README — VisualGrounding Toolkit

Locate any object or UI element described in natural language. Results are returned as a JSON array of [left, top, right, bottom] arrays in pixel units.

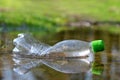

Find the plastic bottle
[[13, 33, 104, 74]]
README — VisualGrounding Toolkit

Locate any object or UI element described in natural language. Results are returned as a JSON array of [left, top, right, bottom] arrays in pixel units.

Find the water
[[0, 28, 120, 80]]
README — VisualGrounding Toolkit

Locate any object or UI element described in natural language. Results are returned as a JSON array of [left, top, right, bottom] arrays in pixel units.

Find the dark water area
[[0, 27, 120, 80]]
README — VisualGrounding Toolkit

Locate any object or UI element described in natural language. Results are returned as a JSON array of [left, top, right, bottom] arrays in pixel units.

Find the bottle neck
[[89, 43, 95, 54]]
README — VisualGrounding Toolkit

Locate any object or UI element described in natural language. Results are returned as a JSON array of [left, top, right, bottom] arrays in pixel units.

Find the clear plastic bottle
[[39, 39, 104, 73], [12, 33, 104, 74]]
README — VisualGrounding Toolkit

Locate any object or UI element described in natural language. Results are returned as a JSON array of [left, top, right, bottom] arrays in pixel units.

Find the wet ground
[[0, 27, 120, 80]]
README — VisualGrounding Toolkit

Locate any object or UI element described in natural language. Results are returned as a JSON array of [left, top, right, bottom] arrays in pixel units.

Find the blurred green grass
[[1, 0, 120, 19], [0, 0, 120, 34]]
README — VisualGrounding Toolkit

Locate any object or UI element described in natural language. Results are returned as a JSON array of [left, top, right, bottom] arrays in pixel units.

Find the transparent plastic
[[12, 33, 94, 74]]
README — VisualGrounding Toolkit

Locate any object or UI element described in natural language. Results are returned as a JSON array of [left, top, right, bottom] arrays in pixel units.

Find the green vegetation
[[96, 26, 120, 34], [0, 0, 120, 34]]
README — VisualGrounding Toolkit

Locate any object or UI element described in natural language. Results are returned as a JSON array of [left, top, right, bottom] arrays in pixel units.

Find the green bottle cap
[[91, 40, 104, 52], [91, 62, 104, 75]]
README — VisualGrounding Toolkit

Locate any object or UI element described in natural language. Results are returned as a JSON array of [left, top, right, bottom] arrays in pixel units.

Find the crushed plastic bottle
[[12, 33, 104, 75]]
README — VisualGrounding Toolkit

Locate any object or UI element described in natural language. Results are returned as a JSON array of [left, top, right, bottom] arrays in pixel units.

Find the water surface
[[0, 27, 120, 80]]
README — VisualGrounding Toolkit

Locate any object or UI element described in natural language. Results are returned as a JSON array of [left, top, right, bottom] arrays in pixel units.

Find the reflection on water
[[0, 54, 37, 80], [0, 27, 120, 80]]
